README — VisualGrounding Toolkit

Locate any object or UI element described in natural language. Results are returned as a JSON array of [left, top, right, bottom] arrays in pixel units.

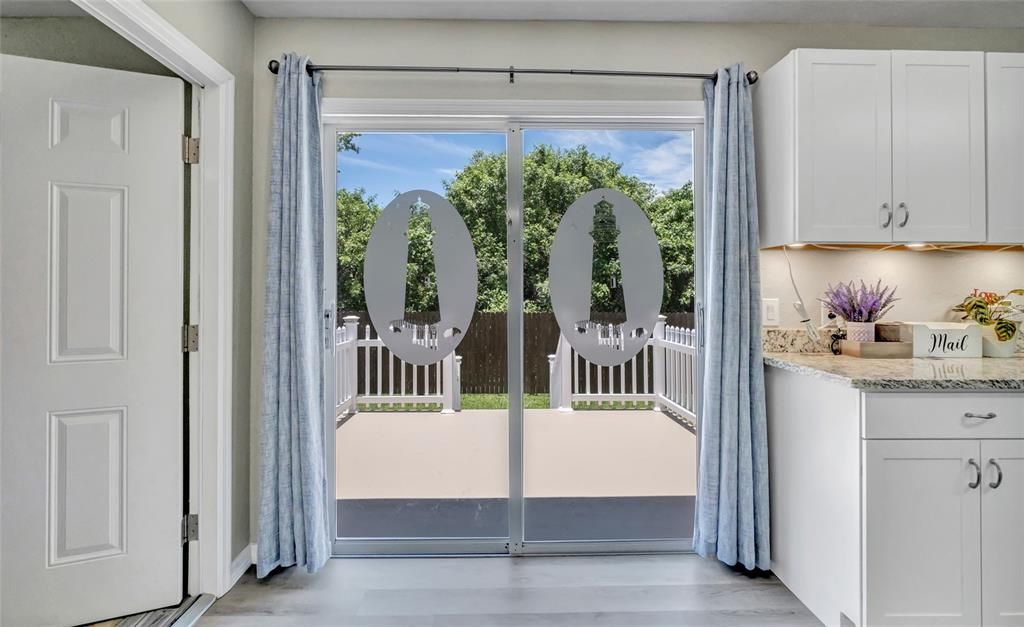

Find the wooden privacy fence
[[337, 310, 694, 394], [547, 315, 698, 423]]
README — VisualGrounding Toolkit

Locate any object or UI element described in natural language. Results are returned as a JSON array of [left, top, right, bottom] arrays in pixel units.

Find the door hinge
[[182, 513, 199, 543], [182, 136, 200, 164], [182, 324, 199, 352]]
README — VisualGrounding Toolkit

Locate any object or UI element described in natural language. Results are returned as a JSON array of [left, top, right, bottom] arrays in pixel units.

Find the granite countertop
[[764, 352, 1024, 391]]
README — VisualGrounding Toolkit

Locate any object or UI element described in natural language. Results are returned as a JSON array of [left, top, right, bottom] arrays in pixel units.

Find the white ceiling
[[240, 0, 1024, 28]]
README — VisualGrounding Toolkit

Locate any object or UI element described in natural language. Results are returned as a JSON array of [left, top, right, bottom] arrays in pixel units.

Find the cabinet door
[[981, 440, 1024, 626], [795, 49, 893, 243], [864, 440, 982, 626], [892, 50, 986, 242], [986, 53, 1024, 244]]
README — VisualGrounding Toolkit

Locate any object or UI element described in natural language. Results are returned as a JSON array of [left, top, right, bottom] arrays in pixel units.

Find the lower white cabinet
[[864, 428, 1024, 626], [864, 439, 983, 626], [765, 367, 1024, 627], [980, 440, 1024, 626]]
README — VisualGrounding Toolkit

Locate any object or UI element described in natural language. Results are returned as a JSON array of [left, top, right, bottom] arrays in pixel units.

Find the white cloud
[[435, 168, 460, 178], [541, 130, 628, 153], [338, 154, 410, 174], [626, 136, 694, 192], [404, 134, 479, 158]]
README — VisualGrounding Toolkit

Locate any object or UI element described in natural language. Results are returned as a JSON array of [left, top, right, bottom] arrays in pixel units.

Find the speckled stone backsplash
[[762, 328, 832, 354], [763, 327, 1023, 354]]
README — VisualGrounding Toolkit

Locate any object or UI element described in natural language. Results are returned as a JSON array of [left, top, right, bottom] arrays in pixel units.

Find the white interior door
[[1, 54, 185, 626]]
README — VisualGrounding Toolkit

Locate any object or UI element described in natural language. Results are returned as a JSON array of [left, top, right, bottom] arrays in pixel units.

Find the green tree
[[337, 144, 696, 314]]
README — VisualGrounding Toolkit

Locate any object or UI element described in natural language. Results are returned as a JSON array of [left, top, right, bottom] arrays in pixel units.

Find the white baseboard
[[229, 544, 254, 590]]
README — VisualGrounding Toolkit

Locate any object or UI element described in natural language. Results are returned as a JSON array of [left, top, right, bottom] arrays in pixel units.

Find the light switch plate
[[762, 298, 780, 327]]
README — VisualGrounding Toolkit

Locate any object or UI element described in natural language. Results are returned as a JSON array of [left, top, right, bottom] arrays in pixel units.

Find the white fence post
[[548, 334, 573, 411], [343, 316, 359, 412], [441, 352, 457, 413], [454, 356, 462, 411], [652, 314, 667, 411]]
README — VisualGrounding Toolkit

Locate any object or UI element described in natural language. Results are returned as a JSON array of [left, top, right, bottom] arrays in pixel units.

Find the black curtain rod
[[266, 59, 758, 85]]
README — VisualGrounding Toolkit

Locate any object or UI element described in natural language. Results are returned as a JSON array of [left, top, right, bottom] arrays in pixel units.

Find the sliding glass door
[[515, 127, 701, 551], [327, 130, 511, 554], [325, 118, 702, 555]]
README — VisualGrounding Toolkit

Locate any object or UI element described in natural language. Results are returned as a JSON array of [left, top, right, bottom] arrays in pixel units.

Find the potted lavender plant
[[820, 280, 899, 343]]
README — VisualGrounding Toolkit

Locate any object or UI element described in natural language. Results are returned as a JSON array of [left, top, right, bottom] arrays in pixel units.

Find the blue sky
[[335, 130, 694, 203]]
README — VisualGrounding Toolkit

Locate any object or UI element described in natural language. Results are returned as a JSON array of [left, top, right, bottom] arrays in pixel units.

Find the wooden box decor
[[840, 340, 913, 358]]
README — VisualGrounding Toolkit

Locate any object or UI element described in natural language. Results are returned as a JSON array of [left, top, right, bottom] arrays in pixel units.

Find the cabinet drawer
[[862, 393, 1024, 439]]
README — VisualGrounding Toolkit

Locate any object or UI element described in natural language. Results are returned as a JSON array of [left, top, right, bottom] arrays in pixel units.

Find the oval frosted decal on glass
[[550, 188, 663, 367], [364, 190, 477, 366]]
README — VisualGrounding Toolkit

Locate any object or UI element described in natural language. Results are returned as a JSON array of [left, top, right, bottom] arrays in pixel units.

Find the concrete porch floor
[[336, 408, 697, 499]]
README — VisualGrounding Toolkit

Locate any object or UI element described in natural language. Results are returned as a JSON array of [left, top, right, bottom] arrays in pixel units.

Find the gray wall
[[252, 19, 1024, 344], [144, 0, 256, 560], [0, 16, 174, 75]]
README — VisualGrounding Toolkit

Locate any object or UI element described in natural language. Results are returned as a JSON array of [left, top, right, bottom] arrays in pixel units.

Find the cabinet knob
[[964, 412, 997, 420], [989, 459, 1003, 490], [896, 202, 909, 228], [968, 458, 982, 489], [880, 203, 892, 228]]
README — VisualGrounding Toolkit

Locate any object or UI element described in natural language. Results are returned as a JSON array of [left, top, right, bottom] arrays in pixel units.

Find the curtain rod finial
[[268, 59, 281, 74], [746, 70, 759, 85]]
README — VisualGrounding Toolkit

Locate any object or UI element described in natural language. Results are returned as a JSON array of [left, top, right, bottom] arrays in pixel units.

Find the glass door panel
[[332, 131, 509, 545], [520, 128, 699, 543]]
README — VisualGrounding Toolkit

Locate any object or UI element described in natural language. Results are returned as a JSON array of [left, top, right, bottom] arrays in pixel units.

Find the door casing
[[323, 99, 704, 557]]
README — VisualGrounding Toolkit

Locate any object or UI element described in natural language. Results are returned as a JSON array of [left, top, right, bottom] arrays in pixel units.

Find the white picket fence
[[337, 313, 697, 422], [335, 315, 461, 418], [548, 315, 698, 422]]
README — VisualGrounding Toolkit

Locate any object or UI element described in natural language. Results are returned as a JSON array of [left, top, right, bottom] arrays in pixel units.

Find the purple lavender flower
[[819, 279, 899, 323]]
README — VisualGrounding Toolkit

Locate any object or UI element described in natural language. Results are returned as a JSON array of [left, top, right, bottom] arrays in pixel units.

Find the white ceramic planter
[[981, 326, 1019, 358], [846, 321, 876, 343]]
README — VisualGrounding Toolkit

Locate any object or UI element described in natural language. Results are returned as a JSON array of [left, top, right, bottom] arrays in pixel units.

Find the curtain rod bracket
[[509, 66, 515, 84]]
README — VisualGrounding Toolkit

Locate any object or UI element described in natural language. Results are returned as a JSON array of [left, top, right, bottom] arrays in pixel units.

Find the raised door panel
[[864, 439, 982, 626], [981, 440, 1024, 626], [795, 49, 893, 243], [892, 51, 986, 243], [986, 53, 1024, 244]]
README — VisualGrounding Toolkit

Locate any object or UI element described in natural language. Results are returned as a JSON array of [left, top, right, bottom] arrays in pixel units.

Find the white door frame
[[68, 0, 237, 598], [323, 97, 703, 556]]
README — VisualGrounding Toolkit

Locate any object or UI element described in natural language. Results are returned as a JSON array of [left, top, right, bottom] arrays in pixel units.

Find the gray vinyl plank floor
[[199, 554, 822, 627]]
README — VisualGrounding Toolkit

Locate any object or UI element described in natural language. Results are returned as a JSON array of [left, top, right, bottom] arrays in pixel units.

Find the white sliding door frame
[[324, 98, 703, 557], [65, 0, 237, 598]]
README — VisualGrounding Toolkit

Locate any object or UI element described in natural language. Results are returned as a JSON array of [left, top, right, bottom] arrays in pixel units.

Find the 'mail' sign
[[908, 323, 982, 358]]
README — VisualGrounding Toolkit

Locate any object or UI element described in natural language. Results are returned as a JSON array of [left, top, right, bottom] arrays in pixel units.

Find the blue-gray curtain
[[694, 64, 770, 571], [257, 53, 330, 578]]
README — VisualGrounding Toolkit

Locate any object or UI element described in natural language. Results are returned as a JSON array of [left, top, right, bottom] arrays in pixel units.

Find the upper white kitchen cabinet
[[986, 53, 1024, 244], [755, 49, 988, 247]]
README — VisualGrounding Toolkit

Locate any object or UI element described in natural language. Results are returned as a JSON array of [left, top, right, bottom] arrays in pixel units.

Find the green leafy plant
[[953, 289, 1024, 342]]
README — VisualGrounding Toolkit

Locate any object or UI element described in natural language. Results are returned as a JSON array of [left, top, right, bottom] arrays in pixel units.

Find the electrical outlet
[[820, 301, 835, 326], [762, 298, 780, 327]]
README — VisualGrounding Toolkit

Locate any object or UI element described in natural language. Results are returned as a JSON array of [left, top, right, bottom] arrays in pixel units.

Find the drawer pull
[[968, 459, 982, 489], [989, 459, 1003, 490], [964, 412, 997, 420]]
